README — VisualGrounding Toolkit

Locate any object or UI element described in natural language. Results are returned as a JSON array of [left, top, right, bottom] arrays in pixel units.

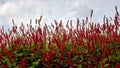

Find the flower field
[[0, 7, 120, 68]]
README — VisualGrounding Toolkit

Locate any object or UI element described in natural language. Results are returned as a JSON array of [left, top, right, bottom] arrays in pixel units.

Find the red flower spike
[[2, 64, 8, 68], [66, 20, 69, 29], [38, 16, 42, 26], [87, 42, 91, 53], [6, 50, 12, 61], [0, 53, 2, 61], [90, 9, 93, 18], [85, 17, 88, 24], [0, 35, 2, 43], [70, 20, 72, 29], [115, 6, 119, 16], [114, 16, 119, 27], [18, 61, 26, 68], [42, 51, 47, 62], [112, 63, 120, 68], [59, 20, 63, 28]]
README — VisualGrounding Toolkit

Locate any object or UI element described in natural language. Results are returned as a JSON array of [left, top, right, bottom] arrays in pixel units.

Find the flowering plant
[[0, 7, 120, 68]]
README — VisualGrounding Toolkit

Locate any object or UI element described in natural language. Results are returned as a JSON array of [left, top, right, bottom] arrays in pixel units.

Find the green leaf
[[2, 56, 13, 67], [76, 64, 82, 68], [27, 57, 34, 66], [31, 41, 34, 47], [104, 64, 110, 67], [68, 43, 72, 49], [116, 50, 120, 56], [45, 45, 49, 51], [33, 62, 38, 66], [103, 58, 108, 63], [2, 56, 9, 64], [26, 45, 31, 49], [73, 56, 78, 60], [29, 59, 40, 68], [76, 46, 81, 53]]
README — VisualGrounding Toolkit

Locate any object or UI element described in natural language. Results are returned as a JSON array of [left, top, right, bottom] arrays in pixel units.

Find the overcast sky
[[0, 0, 120, 31]]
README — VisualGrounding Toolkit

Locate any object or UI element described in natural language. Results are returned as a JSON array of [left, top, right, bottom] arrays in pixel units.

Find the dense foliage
[[0, 7, 120, 68]]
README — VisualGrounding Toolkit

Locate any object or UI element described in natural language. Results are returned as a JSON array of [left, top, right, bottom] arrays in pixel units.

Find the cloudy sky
[[0, 0, 120, 31]]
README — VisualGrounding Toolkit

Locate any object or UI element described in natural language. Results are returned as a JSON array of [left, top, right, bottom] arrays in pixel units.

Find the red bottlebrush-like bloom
[[114, 16, 119, 27], [87, 42, 91, 53], [0, 53, 2, 61], [5, 50, 13, 64], [1, 64, 8, 68], [38, 16, 42, 25], [42, 50, 54, 61], [113, 63, 120, 68], [42, 51, 47, 62], [0, 35, 2, 43], [59, 44, 65, 53], [90, 9, 93, 18], [18, 61, 26, 68], [48, 50, 55, 61]]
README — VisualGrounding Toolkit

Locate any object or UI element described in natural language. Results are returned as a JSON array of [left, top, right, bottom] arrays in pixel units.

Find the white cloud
[[0, 1, 18, 15], [0, 0, 53, 27], [0, 0, 120, 32]]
